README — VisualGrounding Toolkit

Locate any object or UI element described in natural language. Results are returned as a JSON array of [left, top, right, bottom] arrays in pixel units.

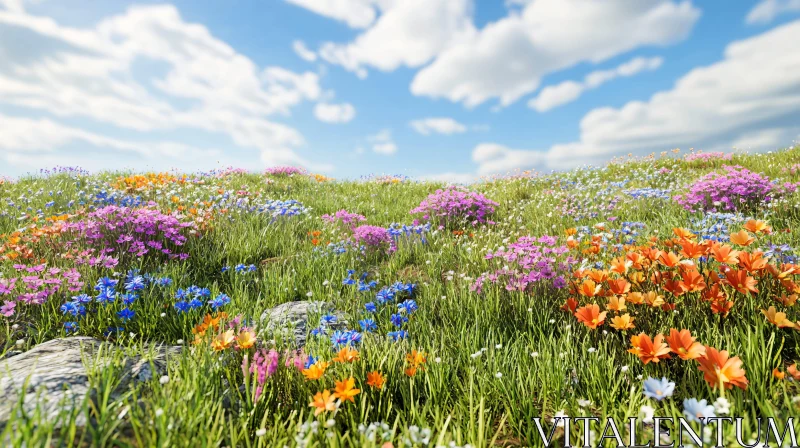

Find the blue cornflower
[[208, 293, 230, 309], [175, 288, 189, 300], [390, 313, 408, 328], [320, 314, 338, 325], [188, 298, 203, 309], [330, 330, 351, 346], [96, 288, 116, 305], [95, 277, 118, 291], [196, 287, 211, 298], [310, 327, 327, 337], [221, 266, 230, 273], [234, 264, 246, 272], [304, 355, 317, 370], [359, 318, 377, 332], [121, 293, 138, 305], [174, 301, 190, 313], [64, 321, 78, 333], [248, 264, 257, 272], [398, 299, 418, 314], [642, 377, 675, 401], [683, 399, 716, 423], [342, 275, 356, 286], [125, 276, 146, 292], [60, 302, 85, 316], [364, 302, 377, 313], [375, 288, 394, 304], [345, 330, 362, 344], [387, 330, 408, 341], [72, 294, 92, 304], [154, 277, 173, 287], [117, 308, 135, 322], [103, 326, 124, 337]]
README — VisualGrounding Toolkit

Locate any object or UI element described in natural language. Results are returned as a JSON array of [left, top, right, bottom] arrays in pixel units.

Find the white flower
[[587, 347, 596, 353], [636, 374, 643, 380], [639, 405, 655, 423], [713, 397, 730, 415], [553, 410, 568, 427], [549, 319, 556, 324], [434, 357, 441, 363], [325, 419, 336, 428], [15, 339, 23, 347], [530, 351, 539, 358], [177, 339, 184, 345], [470, 351, 482, 359], [160, 313, 166, 317], [256, 428, 267, 437], [495, 344, 502, 349], [322, 280, 329, 286], [155, 408, 164, 417], [306, 291, 313, 297], [159, 375, 170, 385], [527, 308, 532, 312], [620, 365, 629, 373], [495, 372, 502, 379], [577, 399, 591, 407]]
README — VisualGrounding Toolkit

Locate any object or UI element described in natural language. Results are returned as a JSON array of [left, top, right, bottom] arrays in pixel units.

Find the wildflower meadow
[[3, 148, 800, 447]]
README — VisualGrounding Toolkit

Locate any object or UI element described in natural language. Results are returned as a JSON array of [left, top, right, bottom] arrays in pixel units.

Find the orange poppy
[[711, 244, 740, 264], [773, 368, 786, 380], [302, 361, 329, 381], [663, 278, 687, 297], [577, 279, 601, 298], [680, 240, 706, 259], [610, 256, 632, 275], [333, 377, 360, 403], [729, 230, 755, 246], [333, 346, 360, 363], [761, 306, 796, 329], [610, 313, 635, 331], [628, 333, 671, 364], [710, 298, 734, 316], [606, 295, 627, 312], [586, 269, 609, 284], [724, 269, 758, 295], [788, 363, 800, 380], [681, 270, 707, 293], [627, 292, 645, 305], [643, 291, 665, 307], [673, 228, 696, 240], [561, 297, 579, 313], [575, 304, 607, 329], [608, 278, 631, 296], [743, 219, 771, 234], [697, 346, 748, 390], [774, 294, 798, 307], [738, 251, 768, 273], [665, 329, 705, 360]]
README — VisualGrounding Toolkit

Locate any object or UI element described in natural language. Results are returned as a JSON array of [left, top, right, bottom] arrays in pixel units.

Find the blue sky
[[1, 0, 799, 180]]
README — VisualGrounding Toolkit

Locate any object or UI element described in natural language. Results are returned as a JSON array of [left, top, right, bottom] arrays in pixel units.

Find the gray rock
[[259, 300, 346, 347], [0, 337, 181, 426]]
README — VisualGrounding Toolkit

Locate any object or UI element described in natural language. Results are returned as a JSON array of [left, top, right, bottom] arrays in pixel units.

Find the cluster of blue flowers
[[174, 285, 230, 313], [309, 313, 363, 347], [342, 270, 378, 291], [689, 212, 752, 242], [259, 199, 307, 219], [624, 188, 672, 200], [764, 243, 796, 264], [221, 263, 257, 273], [388, 222, 431, 245], [361, 281, 417, 342]]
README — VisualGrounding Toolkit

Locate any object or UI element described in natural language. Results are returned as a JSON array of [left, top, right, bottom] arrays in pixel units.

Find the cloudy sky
[[1, 0, 799, 180]]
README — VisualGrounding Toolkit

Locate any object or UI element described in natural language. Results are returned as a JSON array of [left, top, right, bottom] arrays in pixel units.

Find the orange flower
[[773, 368, 786, 380], [565, 227, 577, 236], [366, 371, 386, 389], [628, 333, 671, 364], [406, 350, 427, 368], [673, 228, 696, 240], [711, 244, 740, 264], [561, 297, 579, 313], [643, 291, 665, 307], [788, 363, 800, 380], [665, 329, 706, 360], [679, 240, 706, 259], [610, 256, 632, 275], [743, 219, 771, 234], [606, 295, 627, 312], [626, 291, 645, 305], [775, 294, 798, 307], [574, 304, 607, 329], [577, 279, 601, 297], [658, 252, 682, 268], [587, 269, 609, 284], [333, 346, 360, 363], [729, 230, 755, 246], [309, 390, 337, 416], [333, 377, 360, 403], [761, 306, 796, 329], [302, 361, 329, 381], [710, 298, 734, 316], [738, 251, 768, 273], [236, 329, 257, 349], [610, 313, 635, 331], [681, 270, 706, 293], [404, 366, 418, 377], [663, 278, 687, 297], [724, 269, 758, 295], [211, 329, 235, 351], [608, 278, 631, 296], [696, 346, 748, 390]]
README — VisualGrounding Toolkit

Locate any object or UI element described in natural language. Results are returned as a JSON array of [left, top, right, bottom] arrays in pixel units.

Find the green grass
[[1, 148, 800, 447]]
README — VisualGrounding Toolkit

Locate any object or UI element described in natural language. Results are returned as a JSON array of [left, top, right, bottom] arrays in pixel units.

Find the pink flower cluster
[[264, 166, 307, 176], [321, 209, 367, 229], [471, 235, 575, 294], [352, 225, 396, 254], [410, 186, 498, 227], [0, 264, 83, 316], [674, 165, 798, 212], [685, 152, 733, 162], [65, 206, 194, 260]]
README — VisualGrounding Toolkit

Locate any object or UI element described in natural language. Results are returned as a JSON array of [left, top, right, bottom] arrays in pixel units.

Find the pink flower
[[0, 300, 15, 317]]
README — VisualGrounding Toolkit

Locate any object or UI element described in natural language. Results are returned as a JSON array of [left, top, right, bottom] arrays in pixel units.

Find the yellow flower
[[610, 313, 635, 331], [211, 329, 235, 351], [302, 361, 329, 381], [236, 330, 257, 349]]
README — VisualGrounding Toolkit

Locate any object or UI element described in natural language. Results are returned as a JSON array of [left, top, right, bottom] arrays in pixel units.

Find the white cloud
[[412, 0, 699, 108], [284, 0, 380, 29], [0, 4, 329, 171], [314, 102, 356, 123], [746, 0, 800, 24], [318, 0, 474, 77], [473, 20, 800, 174], [367, 129, 397, 155], [529, 56, 663, 112], [410, 117, 467, 135], [292, 39, 318, 62]]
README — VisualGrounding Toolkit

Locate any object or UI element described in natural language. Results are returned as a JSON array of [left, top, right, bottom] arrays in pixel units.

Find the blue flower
[[330, 330, 355, 346], [346, 330, 362, 344], [310, 326, 327, 337], [103, 326, 124, 337], [359, 318, 377, 332], [398, 299, 418, 314], [208, 293, 230, 309], [154, 277, 173, 287], [234, 263, 246, 272], [60, 302, 85, 316], [117, 308, 135, 322], [64, 321, 78, 333], [364, 302, 377, 313], [390, 313, 408, 328], [72, 294, 92, 304], [124, 276, 146, 292], [95, 277, 118, 291], [682, 398, 716, 423], [188, 298, 203, 309], [174, 301, 190, 313], [387, 330, 408, 341], [175, 288, 189, 300], [304, 355, 317, 369], [320, 314, 338, 325], [95, 288, 116, 305], [121, 293, 138, 305], [221, 266, 230, 273], [642, 377, 675, 401]]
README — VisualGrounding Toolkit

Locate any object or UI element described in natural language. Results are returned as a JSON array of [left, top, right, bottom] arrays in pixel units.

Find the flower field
[[3, 148, 800, 447]]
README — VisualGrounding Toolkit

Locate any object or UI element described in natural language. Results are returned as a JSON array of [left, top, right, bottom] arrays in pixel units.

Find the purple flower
[[1, 300, 15, 317], [674, 165, 798, 212], [410, 186, 498, 227], [352, 225, 395, 254], [264, 166, 307, 176]]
